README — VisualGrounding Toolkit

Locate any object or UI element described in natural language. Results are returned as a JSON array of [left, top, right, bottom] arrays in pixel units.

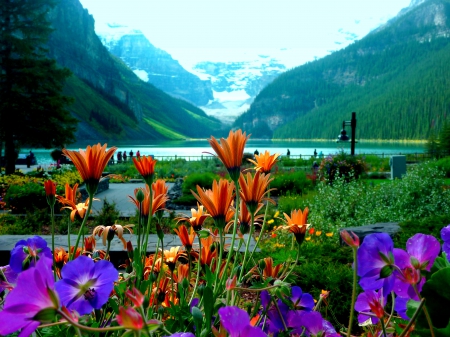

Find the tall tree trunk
[[5, 129, 17, 175]]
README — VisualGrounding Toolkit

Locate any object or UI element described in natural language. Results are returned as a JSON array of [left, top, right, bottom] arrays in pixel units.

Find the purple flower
[[166, 333, 195, 337], [357, 233, 404, 293], [9, 236, 52, 274], [297, 311, 340, 337], [55, 255, 118, 315], [441, 225, 450, 260], [0, 265, 18, 293], [393, 233, 440, 299], [354, 289, 386, 325], [394, 296, 410, 320], [0, 258, 59, 337], [290, 286, 315, 311], [218, 306, 267, 337]]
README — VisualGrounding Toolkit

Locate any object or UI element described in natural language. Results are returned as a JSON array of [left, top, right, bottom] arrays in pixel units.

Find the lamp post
[[337, 112, 357, 156]]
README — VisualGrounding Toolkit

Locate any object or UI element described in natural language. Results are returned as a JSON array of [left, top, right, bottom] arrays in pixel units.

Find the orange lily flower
[[44, 180, 56, 206], [226, 199, 264, 235], [199, 236, 218, 267], [153, 179, 169, 217], [84, 236, 97, 253], [175, 203, 210, 232], [173, 263, 190, 285], [174, 225, 196, 252], [282, 208, 310, 245], [248, 150, 280, 173], [54, 247, 69, 278], [144, 254, 162, 279], [239, 171, 275, 214], [129, 185, 168, 216], [191, 179, 235, 230], [93, 224, 134, 249], [208, 129, 250, 181], [57, 183, 79, 207], [163, 246, 186, 272], [62, 198, 96, 222], [117, 307, 143, 330], [132, 155, 157, 185], [63, 143, 116, 195]]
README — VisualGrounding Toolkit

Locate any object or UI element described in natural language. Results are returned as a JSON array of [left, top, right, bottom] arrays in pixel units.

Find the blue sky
[[79, 0, 412, 69]]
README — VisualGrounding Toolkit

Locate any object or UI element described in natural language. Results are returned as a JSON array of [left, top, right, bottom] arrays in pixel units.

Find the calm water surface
[[27, 139, 426, 166]]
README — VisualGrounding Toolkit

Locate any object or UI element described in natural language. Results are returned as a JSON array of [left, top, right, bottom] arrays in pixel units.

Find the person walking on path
[[117, 151, 122, 163], [136, 150, 140, 159], [129, 150, 134, 159], [123, 151, 127, 162]]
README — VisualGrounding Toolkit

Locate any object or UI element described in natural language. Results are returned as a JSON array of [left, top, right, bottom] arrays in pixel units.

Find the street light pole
[[337, 112, 357, 156], [350, 112, 356, 156]]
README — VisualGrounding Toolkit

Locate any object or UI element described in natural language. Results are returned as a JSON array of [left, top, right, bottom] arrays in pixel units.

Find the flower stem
[[189, 237, 202, 306], [284, 242, 301, 280], [142, 188, 153, 260], [347, 246, 358, 337], [398, 298, 426, 337], [49, 204, 56, 281], [247, 190, 270, 264], [238, 212, 255, 282], [57, 309, 125, 333], [71, 194, 93, 260], [225, 183, 240, 269], [414, 284, 435, 337]]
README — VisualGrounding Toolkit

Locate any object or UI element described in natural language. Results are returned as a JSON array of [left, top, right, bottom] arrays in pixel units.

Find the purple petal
[[299, 311, 324, 335], [261, 290, 270, 308], [9, 236, 52, 273], [297, 293, 315, 311], [167, 333, 196, 337], [0, 258, 56, 335], [395, 296, 410, 320], [357, 233, 394, 279], [406, 234, 440, 270], [441, 225, 450, 243], [241, 325, 267, 337], [219, 306, 250, 337]]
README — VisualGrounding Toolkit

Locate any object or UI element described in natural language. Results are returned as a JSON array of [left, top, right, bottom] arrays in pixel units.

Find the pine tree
[[0, 0, 77, 174], [439, 118, 450, 157]]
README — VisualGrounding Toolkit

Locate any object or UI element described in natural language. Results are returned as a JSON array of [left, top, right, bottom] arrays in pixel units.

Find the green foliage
[[1, 0, 77, 174], [426, 157, 450, 177], [270, 170, 313, 196], [395, 214, 450, 249], [277, 192, 316, 215], [318, 151, 368, 183], [92, 199, 120, 227], [234, 2, 450, 141], [174, 172, 221, 205], [309, 163, 450, 231]]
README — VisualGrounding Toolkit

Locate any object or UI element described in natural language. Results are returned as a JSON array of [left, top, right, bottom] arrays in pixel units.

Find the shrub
[[173, 172, 221, 205], [427, 156, 450, 177], [270, 170, 312, 196], [277, 192, 316, 215], [92, 199, 120, 227], [318, 151, 368, 183], [309, 163, 450, 232]]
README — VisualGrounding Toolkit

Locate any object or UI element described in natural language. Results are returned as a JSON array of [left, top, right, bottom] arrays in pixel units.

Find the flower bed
[[0, 132, 449, 336]]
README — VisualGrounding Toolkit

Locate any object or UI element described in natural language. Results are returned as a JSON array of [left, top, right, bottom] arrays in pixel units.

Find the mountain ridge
[[233, 0, 450, 140]]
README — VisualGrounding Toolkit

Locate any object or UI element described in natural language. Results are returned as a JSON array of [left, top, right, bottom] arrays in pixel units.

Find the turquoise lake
[[26, 139, 426, 166]]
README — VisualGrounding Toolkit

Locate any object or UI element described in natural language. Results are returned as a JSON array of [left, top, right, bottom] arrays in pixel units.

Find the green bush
[[427, 156, 450, 177], [270, 171, 312, 196], [318, 151, 368, 183], [277, 192, 316, 215], [6, 183, 49, 214], [309, 163, 450, 232], [173, 172, 221, 205]]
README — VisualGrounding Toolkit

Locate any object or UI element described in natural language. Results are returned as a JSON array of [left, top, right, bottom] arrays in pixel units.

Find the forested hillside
[[47, 0, 223, 141], [233, 0, 450, 140]]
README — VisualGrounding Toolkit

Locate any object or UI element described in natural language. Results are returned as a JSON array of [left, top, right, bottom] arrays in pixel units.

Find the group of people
[[114, 149, 140, 164]]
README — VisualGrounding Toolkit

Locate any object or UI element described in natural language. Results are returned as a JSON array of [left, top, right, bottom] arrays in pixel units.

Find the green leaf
[[108, 297, 119, 314], [203, 286, 213, 331], [192, 306, 203, 332], [415, 267, 450, 332]]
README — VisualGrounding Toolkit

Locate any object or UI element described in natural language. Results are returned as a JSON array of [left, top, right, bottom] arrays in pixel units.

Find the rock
[[339, 222, 401, 245], [166, 178, 188, 210], [79, 177, 110, 200]]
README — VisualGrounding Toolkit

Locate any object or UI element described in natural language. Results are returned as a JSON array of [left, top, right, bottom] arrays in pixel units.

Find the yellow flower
[[315, 231, 322, 236], [305, 237, 311, 241], [267, 219, 274, 224], [326, 232, 334, 237]]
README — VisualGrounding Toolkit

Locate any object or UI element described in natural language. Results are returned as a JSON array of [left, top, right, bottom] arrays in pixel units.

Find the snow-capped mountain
[[95, 23, 286, 124], [193, 58, 286, 124], [96, 23, 213, 107]]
